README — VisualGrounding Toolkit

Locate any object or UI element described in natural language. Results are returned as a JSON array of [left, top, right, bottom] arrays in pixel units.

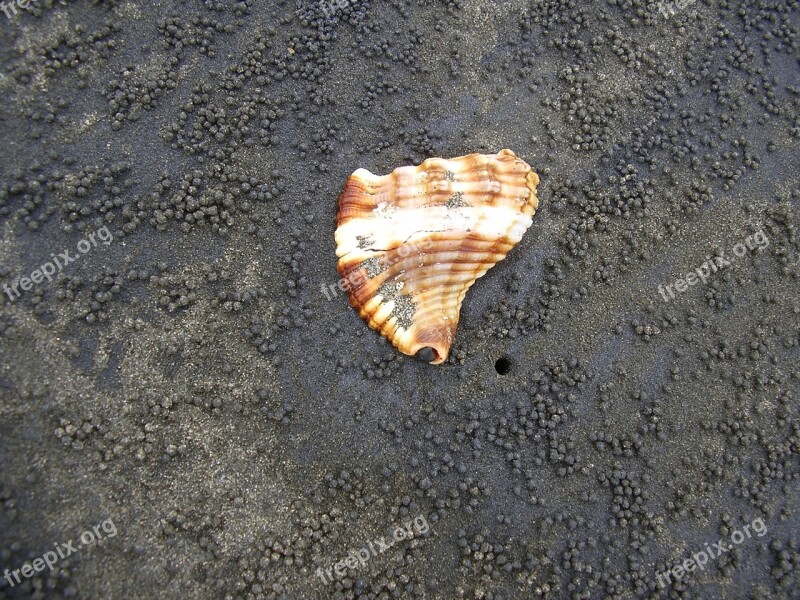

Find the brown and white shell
[[335, 149, 540, 364]]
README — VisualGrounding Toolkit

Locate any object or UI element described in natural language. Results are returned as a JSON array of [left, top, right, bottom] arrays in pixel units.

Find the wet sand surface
[[0, 1, 798, 598]]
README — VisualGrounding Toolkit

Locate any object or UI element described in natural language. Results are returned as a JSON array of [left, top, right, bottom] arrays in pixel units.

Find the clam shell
[[335, 149, 540, 364]]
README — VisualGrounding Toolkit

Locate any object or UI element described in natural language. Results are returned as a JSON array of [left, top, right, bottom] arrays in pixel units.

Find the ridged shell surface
[[335, 149, 540, 364]]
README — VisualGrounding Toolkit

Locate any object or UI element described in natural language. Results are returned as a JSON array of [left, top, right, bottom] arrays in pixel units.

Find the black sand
[[0, 0, 798, 598]]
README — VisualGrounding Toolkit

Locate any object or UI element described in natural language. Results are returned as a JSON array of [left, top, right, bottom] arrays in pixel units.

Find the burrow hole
[[494, 356, 513, 375]]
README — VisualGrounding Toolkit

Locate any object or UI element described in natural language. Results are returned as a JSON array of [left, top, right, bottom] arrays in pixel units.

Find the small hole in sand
[[495, 356, 513, 375]]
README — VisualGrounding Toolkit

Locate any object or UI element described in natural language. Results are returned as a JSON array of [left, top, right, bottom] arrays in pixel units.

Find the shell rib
[[335, 149, 540, 364]]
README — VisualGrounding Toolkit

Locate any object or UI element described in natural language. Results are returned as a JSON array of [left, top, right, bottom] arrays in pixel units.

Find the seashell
[[335, 149, 540, 364]]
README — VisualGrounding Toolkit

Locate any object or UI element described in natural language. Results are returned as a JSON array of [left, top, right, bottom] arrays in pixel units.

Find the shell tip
[[415, 346, 441, 364]]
